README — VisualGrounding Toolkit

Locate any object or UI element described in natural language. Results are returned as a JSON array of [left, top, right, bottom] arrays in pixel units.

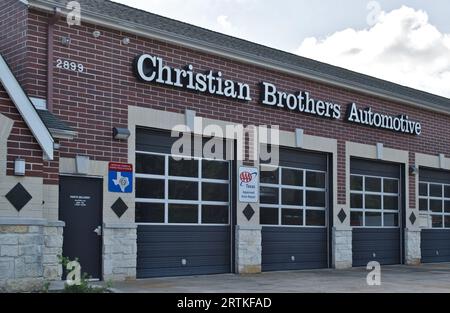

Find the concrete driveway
[[108, 263, 450, 293]]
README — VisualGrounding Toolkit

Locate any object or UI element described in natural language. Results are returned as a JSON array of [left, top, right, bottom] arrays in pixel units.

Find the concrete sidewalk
[[106, 263, 450, 293]]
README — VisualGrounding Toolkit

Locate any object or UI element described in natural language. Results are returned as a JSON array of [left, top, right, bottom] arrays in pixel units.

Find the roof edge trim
[[0, 54, 54, 160]]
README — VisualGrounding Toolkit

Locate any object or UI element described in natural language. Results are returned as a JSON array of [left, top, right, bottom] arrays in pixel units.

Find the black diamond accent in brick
[[338, 209, 347, 223], [5, 183, 32, 212], [243, 204, 255, 221], [409, 212, 417, 225], [111, 198, 128, 218]]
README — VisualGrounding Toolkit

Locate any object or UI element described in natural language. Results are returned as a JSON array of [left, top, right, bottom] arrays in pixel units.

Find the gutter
[[46, 7, 62, 112], [27, 0, 450, 116], [49, 128, 78, 140]]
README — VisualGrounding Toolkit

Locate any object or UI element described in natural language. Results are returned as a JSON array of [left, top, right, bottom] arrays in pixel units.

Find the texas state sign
[[108, 162, 133, 193]]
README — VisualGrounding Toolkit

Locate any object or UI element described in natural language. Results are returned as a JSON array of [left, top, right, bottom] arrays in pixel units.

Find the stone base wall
[[103, 224, 137, 281], [0, 219, 64, 292], [332, 228, 352, 269], [235, 225, 262, 274], [43, 223, 64, 280], [405, 229, 421, 265]]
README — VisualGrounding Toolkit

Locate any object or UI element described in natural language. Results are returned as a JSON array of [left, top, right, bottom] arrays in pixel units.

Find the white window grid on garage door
[[135, 151, 231, 226], [259, 164, 328, 228], [350, 174, 400, 228], [418, 181, 450, 229]]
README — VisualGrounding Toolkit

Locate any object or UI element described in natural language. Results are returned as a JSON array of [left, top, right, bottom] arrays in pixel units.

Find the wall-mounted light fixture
[[75, 155, 90, 175], [92, 30, 101, 38], [113, 127, 131, 140], [14, 158, 26, 176], [409, 165, 418, 176], [61, 36, 71, 46], [122, 37, 130, 45]]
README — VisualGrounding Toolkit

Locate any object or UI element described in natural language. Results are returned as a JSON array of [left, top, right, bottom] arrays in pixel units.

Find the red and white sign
[[239, 167, 259, 203], [109, 162, 133, 172]]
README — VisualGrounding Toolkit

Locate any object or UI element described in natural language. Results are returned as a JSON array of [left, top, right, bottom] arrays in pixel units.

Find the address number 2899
[[56, 59, 84, 73]]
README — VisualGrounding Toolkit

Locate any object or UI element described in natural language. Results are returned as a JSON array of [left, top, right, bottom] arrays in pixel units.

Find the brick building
[[0, 0, 449, 291]]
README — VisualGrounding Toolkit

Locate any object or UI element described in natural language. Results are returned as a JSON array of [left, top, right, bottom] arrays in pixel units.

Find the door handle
[[93, 226, 102, 236]]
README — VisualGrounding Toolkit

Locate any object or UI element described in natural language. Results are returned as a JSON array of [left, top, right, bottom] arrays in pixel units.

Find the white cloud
[[112, 0, 253, 38], [295, 6, 450, 98], [216, 15, 234, 34]]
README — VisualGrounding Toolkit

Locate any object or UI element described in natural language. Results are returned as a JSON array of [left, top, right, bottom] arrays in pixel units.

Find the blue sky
[[113, 1, 450, 98]]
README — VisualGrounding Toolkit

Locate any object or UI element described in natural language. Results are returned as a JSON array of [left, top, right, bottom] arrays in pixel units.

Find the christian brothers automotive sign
[[134, 54, 422, 136]]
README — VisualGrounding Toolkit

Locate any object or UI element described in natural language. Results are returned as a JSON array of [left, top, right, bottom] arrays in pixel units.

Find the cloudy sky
[[113, 0, 450, 98]]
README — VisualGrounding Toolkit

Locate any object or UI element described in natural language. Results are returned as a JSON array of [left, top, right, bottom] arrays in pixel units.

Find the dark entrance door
[[59, 176, 103, 280]]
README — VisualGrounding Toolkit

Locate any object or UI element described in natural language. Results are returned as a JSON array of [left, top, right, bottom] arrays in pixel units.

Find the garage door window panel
[[282, 168, 303, 186], [365, 177, 381, 192], [282, 209, 303, 226], [351, 211, 364, 227], [202, 183, 229, 202], [430, 184, 443, 197], [350, 175, 400, 228], [136, 154, 165, 175], [136, 152, 230, 226], [202, 205, 229, 224], [306, 191, 326, 207], [136, 178, 165, 199], [419, 199, 428, 212], [306, 172, 326, 188], [351, 194, 363, 209], [445, 186, 450, 198], [445, 216, 450, 228], [365, 212, 382, 227], [383, 196, 398, 211], [384, 179, 398, 194], [260, 166, 327, 228], [351, 176, 363, 191], [169, 181, 198, 201], [169, 158, 198, 178], [261, 166, 279, 184], [169, 204, 198, 224], [365, 195, 381, 210], [418, 182, 450, 229], [282, 188, 303, 206], [261, 207, 279, 225], [432, 215, 443, 228], [383, 213, 399, 227], [419, 183, 428, 197], [306, 210, 326, 226], [202, 160, 229, 180], [136, 203, 165, 223]]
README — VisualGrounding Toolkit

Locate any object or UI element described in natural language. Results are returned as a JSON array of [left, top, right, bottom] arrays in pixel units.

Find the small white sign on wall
[[238, 167, 259, 203]]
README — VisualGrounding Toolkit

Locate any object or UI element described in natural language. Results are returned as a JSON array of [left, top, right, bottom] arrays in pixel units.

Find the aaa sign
[[239, 167, 259, 203]]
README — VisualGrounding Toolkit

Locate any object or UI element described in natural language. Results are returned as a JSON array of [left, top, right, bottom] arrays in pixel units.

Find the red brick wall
[[0, 86, 45, 177], [16, 10, 450, 205], [0, 0, 28, 86], [0, 2, 49, 181]]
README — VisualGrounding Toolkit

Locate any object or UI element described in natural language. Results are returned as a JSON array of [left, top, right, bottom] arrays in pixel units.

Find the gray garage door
[[260, 148, 330, 271], [350, 158, 403, 267], [419, 168, 450, 263], [135, 128, 232, 278]]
